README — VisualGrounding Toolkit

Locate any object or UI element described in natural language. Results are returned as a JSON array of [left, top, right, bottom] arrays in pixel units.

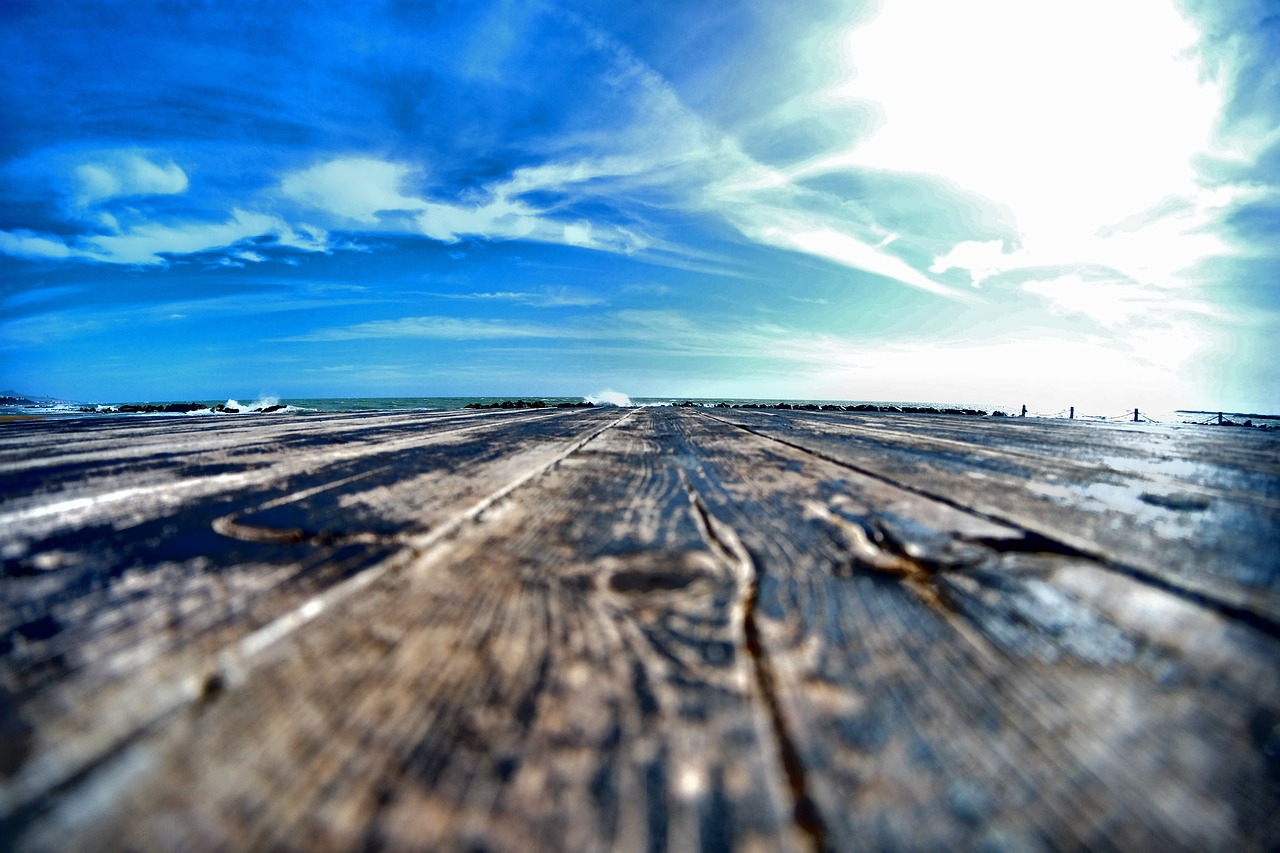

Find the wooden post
[[1218, 412, 1224, 425], [1069, 407, 1074, 419]]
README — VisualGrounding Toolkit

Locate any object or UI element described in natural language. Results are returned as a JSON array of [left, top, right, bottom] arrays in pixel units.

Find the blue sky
[[1, 0, 1277, 410]]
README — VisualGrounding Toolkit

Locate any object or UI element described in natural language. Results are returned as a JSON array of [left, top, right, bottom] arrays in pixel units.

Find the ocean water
[[2, 392, 1276, 426]]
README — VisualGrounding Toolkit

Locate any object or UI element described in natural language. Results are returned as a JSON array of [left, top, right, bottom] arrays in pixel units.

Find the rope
[[1020, 408, 1163, 423]]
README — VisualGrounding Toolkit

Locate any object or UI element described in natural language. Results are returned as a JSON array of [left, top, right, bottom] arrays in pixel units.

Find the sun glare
[[826, 0, 1221, 268]]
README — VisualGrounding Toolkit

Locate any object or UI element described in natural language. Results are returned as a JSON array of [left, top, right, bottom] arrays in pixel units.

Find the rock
[[469, 400, 582, 410]]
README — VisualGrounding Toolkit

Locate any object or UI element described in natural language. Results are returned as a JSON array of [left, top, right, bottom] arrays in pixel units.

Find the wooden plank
[[0, 408, 623, 822], [6, 409, 800, 851], [660, 409, 1280, 850], [707, 408, 1280, 625]]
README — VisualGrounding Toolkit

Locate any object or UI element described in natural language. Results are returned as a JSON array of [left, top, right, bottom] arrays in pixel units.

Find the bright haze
[[1, 0, 1276, 412]]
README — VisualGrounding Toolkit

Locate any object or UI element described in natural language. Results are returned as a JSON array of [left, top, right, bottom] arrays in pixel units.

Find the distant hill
[[0, 390, 64, 406]]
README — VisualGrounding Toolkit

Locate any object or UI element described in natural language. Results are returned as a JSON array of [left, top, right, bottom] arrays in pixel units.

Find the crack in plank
[[676, 468, 828, 853]]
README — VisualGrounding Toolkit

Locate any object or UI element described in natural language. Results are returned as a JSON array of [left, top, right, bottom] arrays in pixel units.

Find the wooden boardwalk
[[2, 406, 1278, 851]]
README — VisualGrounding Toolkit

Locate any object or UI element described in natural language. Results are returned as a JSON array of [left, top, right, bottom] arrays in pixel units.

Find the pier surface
[[2, 406, 1279, 850]]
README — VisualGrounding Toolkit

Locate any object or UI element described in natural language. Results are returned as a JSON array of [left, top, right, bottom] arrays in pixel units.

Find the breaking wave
[[584, 389, 632, 407], [224, 395, 280, 411]]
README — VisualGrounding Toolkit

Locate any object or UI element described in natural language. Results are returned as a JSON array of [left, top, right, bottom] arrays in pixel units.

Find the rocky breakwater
[[465, 400, 596, 410], [696, 401, 997, 416], [80, 402, 289, 415]]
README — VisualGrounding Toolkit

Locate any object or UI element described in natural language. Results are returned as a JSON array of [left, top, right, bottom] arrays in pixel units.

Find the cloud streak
[[274, 315, 581, 343]]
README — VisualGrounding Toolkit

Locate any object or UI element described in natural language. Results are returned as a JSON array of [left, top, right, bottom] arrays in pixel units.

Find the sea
[[2, 392, 1276, 427]]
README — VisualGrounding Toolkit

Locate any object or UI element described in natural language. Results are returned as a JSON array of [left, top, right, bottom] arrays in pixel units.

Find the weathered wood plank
[[661, 408, 1280, 849], [707, 408, 1280, 625], [0, 408, 623, 822], [2, 407, 1278, 850], [6, 409, 801, 851]]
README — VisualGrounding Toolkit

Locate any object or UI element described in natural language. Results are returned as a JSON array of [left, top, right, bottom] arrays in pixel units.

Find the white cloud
[[1, 212, 332, 266], [281, 158, 428, 223], [0, 230, 75, 260], [1020, 273, 1223, 329], [753, 222, 972, 299], [83, 209, 328, 265], [76, 155, 188, 204], [563, 220, 593, 246], [930, 240, 1008, 285], [411, 157, 654, 253], [931, 188, 1244, 288], [275, 223, 331, 253], [416, 197, 538, 242], [1021, 275, 1157, 328]]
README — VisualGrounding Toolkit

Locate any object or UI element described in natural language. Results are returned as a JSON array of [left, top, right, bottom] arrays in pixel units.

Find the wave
[[583, 389, 632, 407]]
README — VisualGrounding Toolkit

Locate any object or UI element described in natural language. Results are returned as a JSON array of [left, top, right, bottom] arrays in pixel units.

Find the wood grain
[[2, 407, 1278, 850], [707, 408, 1280, 625]]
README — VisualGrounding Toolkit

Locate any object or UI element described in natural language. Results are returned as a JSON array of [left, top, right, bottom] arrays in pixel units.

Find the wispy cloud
[[416, 196, 539, 243], [0, 230, 76, 260], [82, 209, 330, 265], [75, 154, 188, 204], [2, 284, 84, 309], [274, 315, 581, 342], [1021, 274, 1226, 329], [433, 287, 605, 308]]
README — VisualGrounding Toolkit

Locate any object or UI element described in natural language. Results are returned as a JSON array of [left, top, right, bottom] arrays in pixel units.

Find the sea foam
[[584, 389, 632, 407]]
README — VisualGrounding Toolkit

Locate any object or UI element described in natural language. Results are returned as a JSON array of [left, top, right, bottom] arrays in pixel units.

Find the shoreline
[[5, 397, 1278, 429], [4, 391, 1279, 431]]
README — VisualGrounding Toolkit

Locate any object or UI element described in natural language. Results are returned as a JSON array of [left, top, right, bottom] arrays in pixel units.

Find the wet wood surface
[[1, 406, 1278, 851]]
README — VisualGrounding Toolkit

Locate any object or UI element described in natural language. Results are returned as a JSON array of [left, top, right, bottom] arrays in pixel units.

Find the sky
[[1, 0, 1277, 411]]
